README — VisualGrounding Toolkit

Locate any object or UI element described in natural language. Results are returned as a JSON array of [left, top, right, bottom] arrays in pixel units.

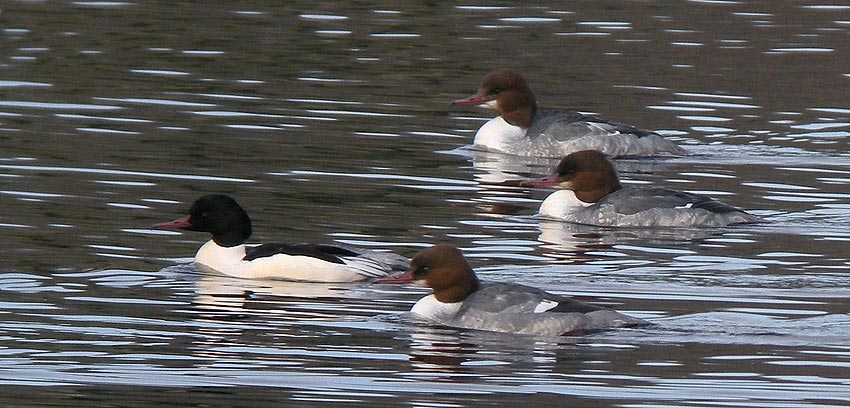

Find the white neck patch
[[480, 99, 499, 110]]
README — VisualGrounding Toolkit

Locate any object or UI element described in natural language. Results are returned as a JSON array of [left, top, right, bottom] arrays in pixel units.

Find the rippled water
[[2, 1, 850, 406]]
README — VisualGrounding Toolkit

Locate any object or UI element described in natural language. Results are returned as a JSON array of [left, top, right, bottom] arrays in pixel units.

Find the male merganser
[[524, 150, 763, 227], [153, 194, 401, 281], [451, 69, 686, 158], [376, 244, 648, 336]]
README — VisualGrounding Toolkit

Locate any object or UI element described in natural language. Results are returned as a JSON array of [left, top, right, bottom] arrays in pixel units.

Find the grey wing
[[533, 110, 655, 142], [585, 117, 656, 138], [339, 255, 395, 279], [462, 283, 566, 314], [600, 187, 740, 215]]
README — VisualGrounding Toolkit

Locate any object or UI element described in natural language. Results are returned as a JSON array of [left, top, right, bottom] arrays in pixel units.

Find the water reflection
[[0, 260, 847, 405], [536, 220, 712, 259]]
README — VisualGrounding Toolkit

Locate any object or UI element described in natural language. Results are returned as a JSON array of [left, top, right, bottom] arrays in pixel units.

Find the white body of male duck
[[452, 70, 686, 158], [154, 194, 402, 281], [524, 150, 763, 227], [376, 244, 648, 336]]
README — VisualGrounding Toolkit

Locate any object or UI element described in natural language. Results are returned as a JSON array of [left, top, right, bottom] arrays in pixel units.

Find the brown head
[[375, 244, 481, 303], [451, 70, 537, 128], [527, 150, 622, 203]]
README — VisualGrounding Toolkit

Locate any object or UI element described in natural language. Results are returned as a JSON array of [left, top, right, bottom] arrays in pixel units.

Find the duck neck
[[434, 269, 481, 303], [211, 217, 252, 248], [574, 173, 622, 203], [501, 93, 537, 129]]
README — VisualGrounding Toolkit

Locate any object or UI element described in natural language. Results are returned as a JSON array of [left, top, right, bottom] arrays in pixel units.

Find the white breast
[[539, 190, 592, 219], [194, 240, 247, 273], [410, 294, 463, 323], [473, 116, 527, 152]]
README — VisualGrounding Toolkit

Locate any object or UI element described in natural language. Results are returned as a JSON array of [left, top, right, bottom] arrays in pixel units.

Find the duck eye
[[415, 265, 430, 275], [491, 88, 502, 95], [559, 164, 577, 177]]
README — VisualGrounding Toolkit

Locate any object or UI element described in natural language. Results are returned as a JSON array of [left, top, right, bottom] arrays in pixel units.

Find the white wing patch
[[583, 121, 621, 136], [533, 299, 559, 313], [675, 202, 695, 209]]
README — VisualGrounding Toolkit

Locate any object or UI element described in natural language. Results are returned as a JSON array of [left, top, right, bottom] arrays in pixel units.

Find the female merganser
[[524, 150, 763, 227], [452, 70, 686, 158], [153, 194, 401, 281], [376, 244, 648, 336]]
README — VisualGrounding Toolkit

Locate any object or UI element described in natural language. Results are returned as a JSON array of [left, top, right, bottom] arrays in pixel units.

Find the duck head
[[153, 194, 252, 247], [376, 244, 481, 303], [452, 69, 537, 129], [523, 150, 622, 203]]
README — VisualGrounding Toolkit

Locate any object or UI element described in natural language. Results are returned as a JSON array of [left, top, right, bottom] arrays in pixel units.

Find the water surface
[[2, 1, 849, 407]]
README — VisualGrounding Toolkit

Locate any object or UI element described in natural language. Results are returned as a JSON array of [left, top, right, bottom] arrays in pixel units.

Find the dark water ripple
[[2, 0, 850, 406]]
